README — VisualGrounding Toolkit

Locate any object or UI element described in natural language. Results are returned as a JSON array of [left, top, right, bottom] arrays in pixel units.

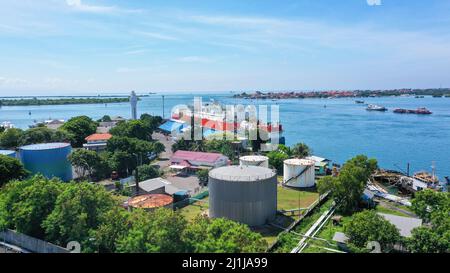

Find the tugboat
[[366, 104, 387, 111], [393, 107, 432, 115]]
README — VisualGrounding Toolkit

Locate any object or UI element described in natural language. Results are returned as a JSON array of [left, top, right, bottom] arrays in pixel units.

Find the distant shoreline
[[233, 88, 450, 100], [0, 97, 131, 106]]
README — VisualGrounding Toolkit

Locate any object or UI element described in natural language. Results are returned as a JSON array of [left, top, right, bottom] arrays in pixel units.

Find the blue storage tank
[[19, 143, 73, 181], [0, 150, 16, 158]]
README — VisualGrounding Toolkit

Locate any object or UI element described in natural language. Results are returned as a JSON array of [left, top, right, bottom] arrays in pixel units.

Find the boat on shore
[[366, 104, 387, 111], [393, 107, 432, 115]]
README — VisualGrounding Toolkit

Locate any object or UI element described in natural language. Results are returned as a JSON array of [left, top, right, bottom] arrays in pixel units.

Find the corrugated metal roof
[[172, 150, 223, 163], [158, 120, 184, 133]]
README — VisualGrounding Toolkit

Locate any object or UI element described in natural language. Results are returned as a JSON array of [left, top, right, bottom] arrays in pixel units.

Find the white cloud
[[178, 56, 214, 63], [131, 30, 180, 41], [66, 0, 115, 13], [0, 77, 29, 87], [65, 0, 141, 14]]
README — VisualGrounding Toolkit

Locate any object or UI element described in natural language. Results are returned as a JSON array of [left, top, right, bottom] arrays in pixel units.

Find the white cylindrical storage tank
[[283, 159, 316, 188], [239, 155, 269, 168], [209, 165, 277, 226]]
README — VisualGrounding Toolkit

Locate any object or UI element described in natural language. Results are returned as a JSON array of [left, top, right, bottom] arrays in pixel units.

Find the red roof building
[[85, 133, 112, 142], [83, 133, 112, 152]]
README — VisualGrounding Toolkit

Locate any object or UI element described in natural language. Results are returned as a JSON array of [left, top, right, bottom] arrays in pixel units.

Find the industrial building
[[283, 159, 316, 188], [170, 150, 229, 170], [133, 177, 181, 195], [239, 155, 269, 168], [83, 133, 112, 152], [19, 143, 73, 182], [158, 119, 187, 135], [0, 150, 16, 158], [208, 165, 277, 226], [305, 156, 331, 176], [125, 194, 173, 211]]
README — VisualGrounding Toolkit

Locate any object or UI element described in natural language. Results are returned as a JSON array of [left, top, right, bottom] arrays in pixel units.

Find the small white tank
[[283, 159, 316, 188], [239, 155, 269, 168]]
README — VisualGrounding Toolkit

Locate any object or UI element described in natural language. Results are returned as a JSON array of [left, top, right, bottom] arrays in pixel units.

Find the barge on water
[[393, 107, 432, 115]]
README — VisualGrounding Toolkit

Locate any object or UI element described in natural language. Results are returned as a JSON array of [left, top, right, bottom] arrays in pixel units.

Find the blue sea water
[[1, 93, 449, 178]]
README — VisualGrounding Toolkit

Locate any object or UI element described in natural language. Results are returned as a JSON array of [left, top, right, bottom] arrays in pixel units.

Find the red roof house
[[85, 133, 112, 142]]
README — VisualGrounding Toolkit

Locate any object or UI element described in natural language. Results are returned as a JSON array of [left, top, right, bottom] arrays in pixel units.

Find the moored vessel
[[366, 104, 387, 111], [393, 107, 432, 115]]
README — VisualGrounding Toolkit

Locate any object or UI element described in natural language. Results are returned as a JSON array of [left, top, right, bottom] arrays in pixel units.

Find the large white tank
[[283, 159, 316, 188], [239, 155, 269, 168]]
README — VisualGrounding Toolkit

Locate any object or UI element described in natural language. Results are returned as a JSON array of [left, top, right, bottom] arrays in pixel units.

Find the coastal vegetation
[[317, 155, 378, 214], [343, 210, 401, 252], [0, 97, 129, 107], [407, 190, 450, 253], [60, 116, 98, 147], [0, 155, 28, 187], [0, 175, 266, 253], [266, 143, 311, 175]]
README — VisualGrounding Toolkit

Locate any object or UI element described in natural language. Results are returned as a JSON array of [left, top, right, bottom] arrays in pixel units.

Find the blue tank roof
[[20, 142, 71, 151]]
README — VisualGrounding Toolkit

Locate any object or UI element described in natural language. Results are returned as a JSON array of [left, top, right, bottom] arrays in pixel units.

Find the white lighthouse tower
[[130, 91, 138, 120]]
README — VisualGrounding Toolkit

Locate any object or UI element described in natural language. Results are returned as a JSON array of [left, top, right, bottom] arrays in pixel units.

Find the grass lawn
[[277, 186, 319, 211], [178, 197, 209, 221]]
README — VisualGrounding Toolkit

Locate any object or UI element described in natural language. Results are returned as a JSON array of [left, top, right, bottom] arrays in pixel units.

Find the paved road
[[152, 132, 175, 169]]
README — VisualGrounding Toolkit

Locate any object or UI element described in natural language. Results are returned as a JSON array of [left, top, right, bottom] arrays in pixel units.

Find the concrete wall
[[0, 229, 69, 253]]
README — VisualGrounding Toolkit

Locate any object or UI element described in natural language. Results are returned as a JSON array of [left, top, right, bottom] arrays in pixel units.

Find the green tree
[[136, 164, 160, 182], [60, 116, 97, 147], [89, 207, 131, 253], [183, 216, 268, 253], [0, 155, 28, 187], [98, 115, 112, 122], [317, 155, 378, 214], [204, 139, 236, 160], [69, 149, 102, 180], [140, 114, 162, 132], [407, 190, 449, 253], [0, 128, 24, 148], [172, 138, 193, 153], [110, 120, 153, 141], [42, 182, 117, 247], [267, 150, 289, 174], [291, 142, 311, 158], [407, 226, 449, 253], [0, 176, 62, 238], [116, 208, 188, 253], [197, 169, 209, 186], [344, 210, 401, 252], [411, 189, 449, 222]]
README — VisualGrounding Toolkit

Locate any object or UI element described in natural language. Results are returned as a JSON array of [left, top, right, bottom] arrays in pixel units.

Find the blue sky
[[1, 0, 450, 95]]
